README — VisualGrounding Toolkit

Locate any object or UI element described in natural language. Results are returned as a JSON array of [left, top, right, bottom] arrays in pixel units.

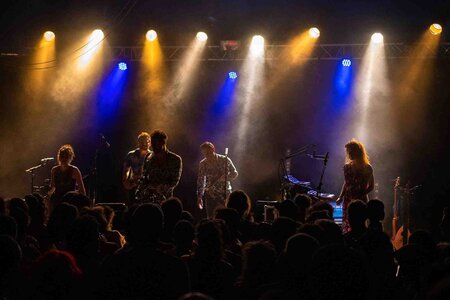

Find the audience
[[0, 189, 449, 300]]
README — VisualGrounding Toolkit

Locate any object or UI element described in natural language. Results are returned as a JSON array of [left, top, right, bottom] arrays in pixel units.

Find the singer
[[336, 139, 374, 233], [197, 142, 238, 218], [48, 144, 86, 209]]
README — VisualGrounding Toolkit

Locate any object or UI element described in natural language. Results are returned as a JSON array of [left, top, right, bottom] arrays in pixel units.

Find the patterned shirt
[[197, 154, 238, 198], [141, 150, 183, 198]]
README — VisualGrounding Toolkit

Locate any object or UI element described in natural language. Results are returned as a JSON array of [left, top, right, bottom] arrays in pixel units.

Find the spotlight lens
[[118, 62, 127, 71], [250, 35, 265, 57], [91, 29, 105, 42], [371, 32, 383, 44], [429, 23, 442, 35], [342, 59, 352, 67], [309, 27, 320, 39], [146, 30, 157, 41], [228, 71, 238, 79], [43, 31, 55, 41], [196, 32, 208, 42]]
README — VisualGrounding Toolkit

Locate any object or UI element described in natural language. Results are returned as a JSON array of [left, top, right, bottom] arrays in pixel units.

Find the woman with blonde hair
[[49, 145, 86, 209], [337, 139, 374, 232]]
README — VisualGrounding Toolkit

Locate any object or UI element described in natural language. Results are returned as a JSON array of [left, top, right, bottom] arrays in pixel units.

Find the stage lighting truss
[[14, 42, 450, 63], [106, 43, 450, 61]]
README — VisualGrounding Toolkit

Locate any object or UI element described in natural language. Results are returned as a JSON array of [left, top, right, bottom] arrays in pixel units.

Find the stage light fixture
[[250, 35, 265, 57], [228, 71, 238, 80], [146, 30, 157, 42], [309, 27, 320, 39], [429, 23, 442, 35], [91, 29, 105, 43], [342, 59, 352, 67], [371, 32, 383, 44], [43, 31, 55, 41], [118, 62, 127, 71], [196, 32, 208, 42]]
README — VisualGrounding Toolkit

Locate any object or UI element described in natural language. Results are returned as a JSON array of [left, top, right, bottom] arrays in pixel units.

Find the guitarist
[[123, 132, 151, 203], [197, 142, 238, 218], [136, 130, 182, 203]]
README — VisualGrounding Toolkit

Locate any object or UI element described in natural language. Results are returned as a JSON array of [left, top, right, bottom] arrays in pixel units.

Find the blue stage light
[[342, 59, 352, 67], [118, 62, 127, 71], [228, 71, 237, 80]]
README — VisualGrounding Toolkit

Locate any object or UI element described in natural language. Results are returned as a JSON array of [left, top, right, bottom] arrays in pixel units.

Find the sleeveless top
[[343, 163, 373, 202], [53, 166, 76, 205]]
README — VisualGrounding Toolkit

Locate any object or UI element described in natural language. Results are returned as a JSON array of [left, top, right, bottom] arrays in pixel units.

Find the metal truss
[[110, 43, 450, 61], [4, 43, 450, 62]]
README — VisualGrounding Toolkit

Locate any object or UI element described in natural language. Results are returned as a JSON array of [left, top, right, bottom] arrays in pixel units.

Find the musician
[[49, 144, 86, 209], [197, 142, 238, 218], [123, 132, 151, 202], [336, 139, 374, 233], [137, 130, 182, 203]]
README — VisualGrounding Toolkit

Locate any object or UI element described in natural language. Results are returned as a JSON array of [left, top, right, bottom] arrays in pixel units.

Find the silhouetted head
[[173, 220, 194, 247], [284, 233, 319, 269], [409, 229, 436, 259], [309, 244, 368, 300], [129, 204, 164, 246], [348, 200, 367, 230], [137, 132, 150, 151], [195, 219, 224, 262], [65, 193, 92, 211], [47, 203, 78, 244], [180, 210, 194, 224], [226, 190, 251, 219], [0, 215, 17, 239], [200, 141, 215, 159], [161, 197, 183, 226], [25, 194, 46, 225], [241, 240, 276, 287], [0, 235, 21, 279], [57, 144, 75, 165], [298, 223, 325, 245], [315, 219, 344, 245], [367, 199, 385, 222], [310, 200, 334, 219], [150, 130, 168, 153], [30, 249, 82, 299], [345, 139, 370, 166], [270, 217, 298, 253], [215, 207, 240, 240], [66, 215, 100, 257], [274, 200, 297, 220]]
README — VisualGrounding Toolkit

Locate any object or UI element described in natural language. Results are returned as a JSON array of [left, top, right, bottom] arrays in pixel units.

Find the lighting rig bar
[[109, 43, 450, 61]]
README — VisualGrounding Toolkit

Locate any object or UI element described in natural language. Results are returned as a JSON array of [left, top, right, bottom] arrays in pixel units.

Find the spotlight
[[342, 59, 352, 67], [196, 32, 208, 42], [43, 31, 55, 41], [371, 32, 383, 44], [146, 30, 157, 42], [309, 27, 320, 39], [91, 29, 105, 42], [250, 35, 265, 57], [228, 71, 238, 80], [429, 23, 442, 35], [118, 62, 127, 71]]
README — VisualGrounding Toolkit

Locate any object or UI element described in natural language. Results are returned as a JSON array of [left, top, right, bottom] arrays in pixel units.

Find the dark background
[[0, 0, 449, 233]]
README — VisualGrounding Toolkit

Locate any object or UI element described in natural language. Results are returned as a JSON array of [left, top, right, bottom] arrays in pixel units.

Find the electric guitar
[[134, 183, 168, 204]]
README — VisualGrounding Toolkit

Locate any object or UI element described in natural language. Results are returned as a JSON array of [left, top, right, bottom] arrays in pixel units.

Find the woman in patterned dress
[[336, 139, 374, 232]]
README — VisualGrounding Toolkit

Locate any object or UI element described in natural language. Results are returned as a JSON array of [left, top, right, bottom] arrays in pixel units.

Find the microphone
[[224, 148, 229, 156], [41, 157, 55, 162], [308, 152, 329, 160]]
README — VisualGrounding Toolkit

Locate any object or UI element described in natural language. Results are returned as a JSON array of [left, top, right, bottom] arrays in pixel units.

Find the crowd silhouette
[[0, 190, 449, 299]]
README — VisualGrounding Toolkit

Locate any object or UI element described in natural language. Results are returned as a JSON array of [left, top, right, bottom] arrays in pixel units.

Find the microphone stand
[[224, 148, 229, 201], [279, 144, 315, 200], [316, 152, 329, 197]]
